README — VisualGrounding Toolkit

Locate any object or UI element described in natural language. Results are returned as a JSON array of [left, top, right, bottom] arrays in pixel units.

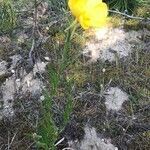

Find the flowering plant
[[68, 0, 108, 29]]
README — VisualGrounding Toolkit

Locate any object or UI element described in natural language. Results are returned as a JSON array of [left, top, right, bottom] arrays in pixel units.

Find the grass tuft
[[0, 0, 16, 34]]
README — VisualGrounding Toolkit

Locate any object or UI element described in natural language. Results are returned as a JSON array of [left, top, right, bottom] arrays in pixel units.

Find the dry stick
[[28, 0, 38, 65], [27, 0, 50, 100], [26, 142, 35, 150], [54, 137, 65, 146], [29, 39, 35, 65], [29, 0, 47, 66], [8, 132, 18, 149], [62, 148, 75, 150], [109, 9, 150, 21], [7, 131, 10, 150]]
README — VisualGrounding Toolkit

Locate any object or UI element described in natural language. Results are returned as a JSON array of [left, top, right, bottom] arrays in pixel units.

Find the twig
[[6, 131, 17, 150], [109, 9, 150, 21], [26, 142, 35, 150], [74, 91, 101, 100], [55, 137, 65, 146], [28, 0, 38, 66], [62, 148, 75, 150], [7, 131, 10, 150], [28, 38, 35, 65]]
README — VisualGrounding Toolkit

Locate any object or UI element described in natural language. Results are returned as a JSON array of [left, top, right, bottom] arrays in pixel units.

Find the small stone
[[44, 57, 50, 61], [11, 69, 15, 73], [132, 115, 136, 120], [100, 84, 103, 88], [102, 68, 106, 73], [46, 26, 49, 30], [16, 78, 20, 82], [40, 95, 45, 101]]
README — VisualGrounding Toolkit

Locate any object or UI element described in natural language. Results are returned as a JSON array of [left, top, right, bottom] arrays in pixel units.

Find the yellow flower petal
[[86, 0, 103, 9], [68, 0, 86, 17], [78, 13, 91, 29], [88, 3, 108, 27], [68, 0, 108, 29]]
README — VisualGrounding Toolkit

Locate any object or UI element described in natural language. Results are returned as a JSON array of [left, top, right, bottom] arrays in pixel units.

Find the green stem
[[65, 19, 78, 32], [61, 19, 78, 72]]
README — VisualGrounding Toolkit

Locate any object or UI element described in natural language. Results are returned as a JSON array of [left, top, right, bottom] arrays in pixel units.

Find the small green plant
[[34, 77, 73, 149], [35, 91, 58, 150], [33, 23, 76, 149], [106, 0, 143, 13], [62, 79, 74, 127], [0, 0, 16, 34]]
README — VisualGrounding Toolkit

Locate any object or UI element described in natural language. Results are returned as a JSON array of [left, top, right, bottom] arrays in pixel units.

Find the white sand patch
[[1, 76, 15, 118], [104, 87, 128, 111], [83, 27, 146, 62], [68, 126, 118, 150], [18, 61, 47, 95], [33, 61, 48, 75], [95, 27, 109, 41], [10, 54, 22, 70], [0, 58, 47, 119], [83, 43, 101, 61], [21, 72, 44, 95], [17, 33, 28, 44], [16, 61, 47, 95], [0, 61, 7, 76]]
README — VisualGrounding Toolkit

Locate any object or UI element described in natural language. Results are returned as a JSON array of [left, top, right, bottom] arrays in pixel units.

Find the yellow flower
[[68, 0, 108, 29]]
